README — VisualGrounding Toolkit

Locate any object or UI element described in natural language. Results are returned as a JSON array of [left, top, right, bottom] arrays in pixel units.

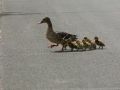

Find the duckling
[[84, 37, 96, 49], [82, 39, 91, 50], [75, 39, 84, 50], [60, 39, 68, 51], [94, 36, 105, 49], [63, 39, 79, 51], [39, 17, 77, 51]]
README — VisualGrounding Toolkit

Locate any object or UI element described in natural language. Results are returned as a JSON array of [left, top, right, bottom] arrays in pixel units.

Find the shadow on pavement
[[51, 48, 106, 53]]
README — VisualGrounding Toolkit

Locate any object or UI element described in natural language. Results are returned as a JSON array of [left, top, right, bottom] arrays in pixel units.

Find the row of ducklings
[[62, 36, 105, 51]]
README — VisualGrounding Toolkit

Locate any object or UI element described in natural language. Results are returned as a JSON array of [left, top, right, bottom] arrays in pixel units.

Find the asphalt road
[[1, 0, 120, 90]]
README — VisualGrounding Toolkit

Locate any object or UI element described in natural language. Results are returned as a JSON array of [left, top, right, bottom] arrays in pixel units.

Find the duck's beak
[[38, 20, 43, 24], [37, 22, 41, 24]]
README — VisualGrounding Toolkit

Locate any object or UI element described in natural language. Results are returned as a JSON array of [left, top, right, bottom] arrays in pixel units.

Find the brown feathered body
[[40, 17, 77, 50]]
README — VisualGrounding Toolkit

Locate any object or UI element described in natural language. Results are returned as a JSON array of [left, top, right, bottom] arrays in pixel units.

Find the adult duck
[[38, 17, 77, 51]]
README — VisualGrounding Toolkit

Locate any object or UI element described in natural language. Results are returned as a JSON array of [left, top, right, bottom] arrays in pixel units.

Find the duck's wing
[[56, 32, 77, 41]]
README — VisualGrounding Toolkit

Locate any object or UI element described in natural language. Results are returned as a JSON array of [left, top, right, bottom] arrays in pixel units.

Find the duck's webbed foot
[[48, 44, 59, 48]]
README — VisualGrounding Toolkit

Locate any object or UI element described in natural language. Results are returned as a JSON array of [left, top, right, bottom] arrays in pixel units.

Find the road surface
[[1, 0, 120, 90]]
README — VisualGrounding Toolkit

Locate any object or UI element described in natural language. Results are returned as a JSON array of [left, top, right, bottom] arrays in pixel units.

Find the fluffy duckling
[[63, 39, 79, 51], [82, 39, 91, 50], [84, 37, 96, 49], [75, 39, 84, 50], [94, 36, 105, 49]]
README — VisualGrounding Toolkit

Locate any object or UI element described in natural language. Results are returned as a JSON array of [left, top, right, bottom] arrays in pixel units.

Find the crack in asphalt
[[0, 12, 44, 17], [0, 10, 120, 17]]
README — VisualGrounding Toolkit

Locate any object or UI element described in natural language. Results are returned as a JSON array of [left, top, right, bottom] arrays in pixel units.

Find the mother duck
[[38, 17, 77, 51]]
